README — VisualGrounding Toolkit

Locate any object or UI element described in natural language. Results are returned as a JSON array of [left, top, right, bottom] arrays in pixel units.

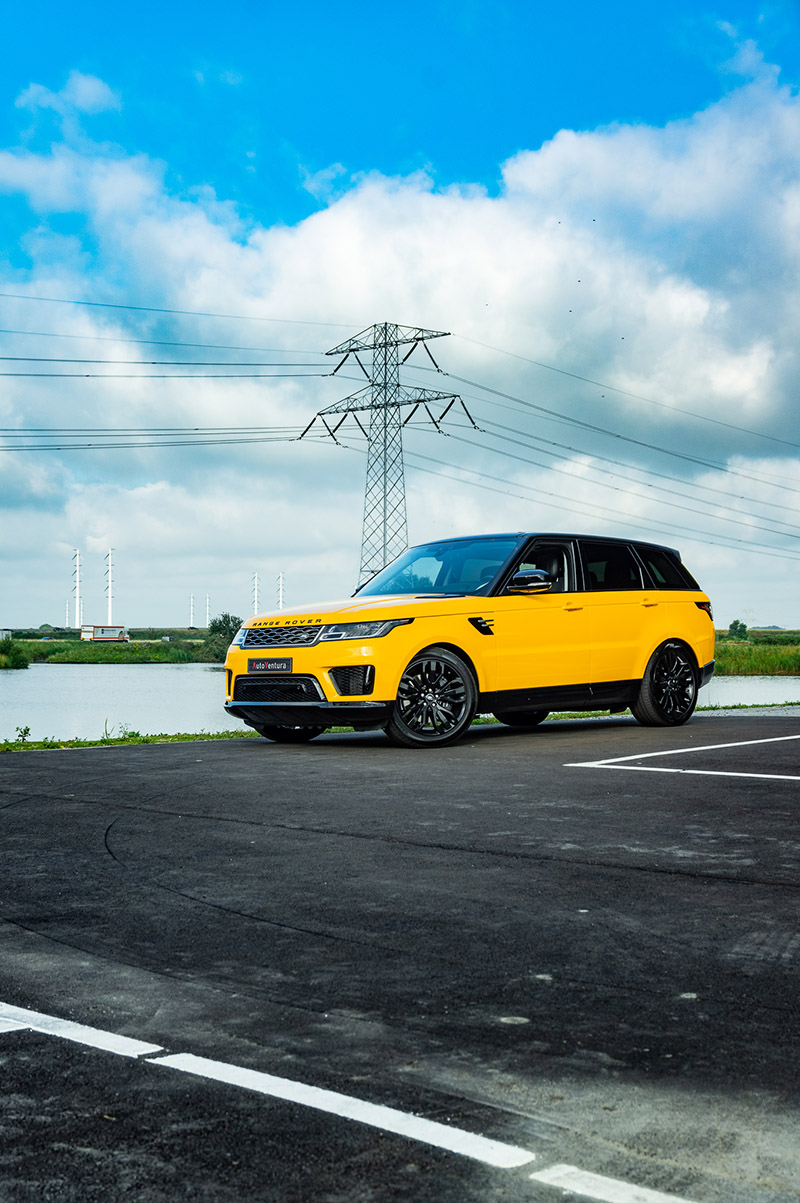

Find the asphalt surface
[[0, 710, 798, 1202]]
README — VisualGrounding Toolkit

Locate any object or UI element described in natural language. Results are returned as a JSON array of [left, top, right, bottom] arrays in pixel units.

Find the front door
[[492, 540, 593, 705]]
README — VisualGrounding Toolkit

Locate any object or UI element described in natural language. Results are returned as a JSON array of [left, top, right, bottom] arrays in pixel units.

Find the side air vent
[[329, 666, 375, 696]]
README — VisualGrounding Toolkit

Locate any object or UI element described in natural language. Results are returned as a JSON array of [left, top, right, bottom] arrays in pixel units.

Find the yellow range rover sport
[[224, 533, 715, 749]]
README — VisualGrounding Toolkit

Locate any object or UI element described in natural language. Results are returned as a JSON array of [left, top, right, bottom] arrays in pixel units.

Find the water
[[698, 675, 800, 709], [1, 663, 798, 743], [0, 663, 239, 742]]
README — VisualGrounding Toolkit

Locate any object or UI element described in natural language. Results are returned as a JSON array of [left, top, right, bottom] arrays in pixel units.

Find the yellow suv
[[224, 533, 715, 748]]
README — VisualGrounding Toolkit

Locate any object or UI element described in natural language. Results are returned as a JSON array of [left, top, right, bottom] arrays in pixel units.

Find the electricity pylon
[[301, 322, 478, 585]]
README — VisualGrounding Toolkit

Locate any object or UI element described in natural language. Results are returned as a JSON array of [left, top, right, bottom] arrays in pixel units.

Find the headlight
[[229, 627, 248, 648], [319, 619, 412, 642]]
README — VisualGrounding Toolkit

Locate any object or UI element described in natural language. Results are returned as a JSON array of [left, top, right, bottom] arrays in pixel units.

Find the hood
[[245, 593, 478, 627]]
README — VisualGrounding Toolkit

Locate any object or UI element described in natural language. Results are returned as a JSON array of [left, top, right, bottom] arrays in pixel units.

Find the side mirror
[[507, 569, 553, 594]]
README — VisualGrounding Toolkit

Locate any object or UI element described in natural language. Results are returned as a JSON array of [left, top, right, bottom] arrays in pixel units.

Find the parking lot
[[1, 711, 798, 1202]]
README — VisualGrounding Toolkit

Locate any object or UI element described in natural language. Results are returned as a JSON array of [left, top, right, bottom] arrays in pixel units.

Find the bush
[[0, 637, 30, 670], [728, 619, 748, 640]]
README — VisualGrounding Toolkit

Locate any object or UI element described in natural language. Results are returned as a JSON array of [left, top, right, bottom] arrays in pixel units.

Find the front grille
[[233, 675, 324, 703], [243, 626, 321, 648], [329, 666, 375, 696]]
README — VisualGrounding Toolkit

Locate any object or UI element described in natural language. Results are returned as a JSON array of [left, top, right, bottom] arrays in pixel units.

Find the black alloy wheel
[[386, 646, 477, 748], [631, 640, 698, 726], [493, 709, 549, 728], [255, 725, 327, 743]]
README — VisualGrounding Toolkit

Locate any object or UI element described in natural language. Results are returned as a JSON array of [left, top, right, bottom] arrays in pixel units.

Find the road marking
[[0, 1000, 704, 1196], [0, 1000, 533, 1170], [147, 1051, 535, 1168], [0, 1001, 163, 1057], [531, 1163, 698, 1202], [566, 733, 800, 780]]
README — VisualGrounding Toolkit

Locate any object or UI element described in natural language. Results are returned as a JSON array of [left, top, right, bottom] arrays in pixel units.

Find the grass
[[0, 728, 262, 752], [14, 638, 215, 665], [714, 642, 800, 675], [3, 701, 798, 754]]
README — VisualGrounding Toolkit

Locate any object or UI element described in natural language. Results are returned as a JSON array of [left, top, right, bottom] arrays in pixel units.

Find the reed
[[715, 642, 800, 676]]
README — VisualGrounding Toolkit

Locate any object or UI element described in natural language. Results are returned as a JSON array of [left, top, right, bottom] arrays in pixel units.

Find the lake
[[1, 663, 798, 742]]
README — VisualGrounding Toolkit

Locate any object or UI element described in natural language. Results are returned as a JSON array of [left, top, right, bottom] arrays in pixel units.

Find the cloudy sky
[[1, 0, 799, 628]]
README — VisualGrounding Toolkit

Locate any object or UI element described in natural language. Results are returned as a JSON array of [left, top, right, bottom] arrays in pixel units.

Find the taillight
[[695, 601, 713, 620]]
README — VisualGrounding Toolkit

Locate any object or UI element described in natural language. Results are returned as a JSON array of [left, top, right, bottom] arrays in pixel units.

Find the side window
[[637, 546, 699, 590], [512, 544, 571, 593], [580, 541, 643, 591]]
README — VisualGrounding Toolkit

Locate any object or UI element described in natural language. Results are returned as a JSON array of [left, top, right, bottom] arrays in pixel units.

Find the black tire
[[254, 725, 326, 743], [493, 709, 549, 728], [386, 647, 477, 748], [631, 640, 698, 726]]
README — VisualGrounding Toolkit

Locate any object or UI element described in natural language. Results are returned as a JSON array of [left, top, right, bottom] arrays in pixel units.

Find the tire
[[631, 640, 698, 726], [493, 709, 549, 728], [254, 725, 327, 743], [386, 647, 477, 748]]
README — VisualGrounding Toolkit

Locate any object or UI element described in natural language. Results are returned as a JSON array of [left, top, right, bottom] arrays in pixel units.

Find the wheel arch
[[412, 641, 481, 690], [639, 635, 699, 680]]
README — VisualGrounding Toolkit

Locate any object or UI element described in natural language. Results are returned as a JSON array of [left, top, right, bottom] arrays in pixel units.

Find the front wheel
[[631, 641, 698, 726], [254, 725, 327, 743], [386, 647, 477, 748]]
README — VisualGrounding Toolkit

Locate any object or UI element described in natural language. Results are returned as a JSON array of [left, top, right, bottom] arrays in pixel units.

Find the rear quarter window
[[637, 546, 700, 590]]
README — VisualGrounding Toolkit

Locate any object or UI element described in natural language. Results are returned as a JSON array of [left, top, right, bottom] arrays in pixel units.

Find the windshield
[[356, 536, 524, 596]]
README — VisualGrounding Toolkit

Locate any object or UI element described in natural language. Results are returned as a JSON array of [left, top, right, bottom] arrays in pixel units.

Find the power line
[[0, 356, 326, 366], [331, 433, 800, 562], [0, 371, 330, 379], [437, 371, 800, 495], [0, 327, 327, 355], [434, 423, 800, 544], [0, 291, 359, 327], [453, 334, 800, 453], [400, 447, 800, 563]]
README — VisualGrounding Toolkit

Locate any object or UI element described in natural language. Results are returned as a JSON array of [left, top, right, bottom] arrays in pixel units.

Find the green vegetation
[[3, 701, 798, 754], [203, 612, 243, 662], [1, 727, 261, 753], [715, 642, 800, 676], [16, 639, 204, 664], [715, 629, 800, 675], [0, 638, 31, 670], [9, 614, 245, 665]]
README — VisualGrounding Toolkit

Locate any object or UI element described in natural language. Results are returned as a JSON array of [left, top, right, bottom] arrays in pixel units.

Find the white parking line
[[147, 1051, 535, 1168], [0, 999, 701, 1198], [565, 733, 800, 780], [0, 1001, 163, 1057], [531, 1163, 698, 1202], [0, 1000, 533, 1169]]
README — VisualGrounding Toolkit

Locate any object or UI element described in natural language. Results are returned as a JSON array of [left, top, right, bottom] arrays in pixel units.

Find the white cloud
[[1, 67, 799, 629], [16, 71, 120, 116]]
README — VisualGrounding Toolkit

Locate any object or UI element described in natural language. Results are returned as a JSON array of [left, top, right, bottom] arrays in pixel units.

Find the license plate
[[248, 657, 292, 673]]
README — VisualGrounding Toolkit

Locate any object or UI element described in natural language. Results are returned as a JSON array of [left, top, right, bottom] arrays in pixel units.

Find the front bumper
[[224, 699, 393, 730]]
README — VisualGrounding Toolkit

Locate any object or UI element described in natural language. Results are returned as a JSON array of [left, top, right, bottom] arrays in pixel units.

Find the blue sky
[[1, 1, 799, 627], [3, 1, 798, 226]]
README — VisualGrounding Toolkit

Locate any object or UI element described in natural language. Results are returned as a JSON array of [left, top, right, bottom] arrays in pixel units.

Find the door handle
[[563, 603, 584, 611], [641, 598, 659, 607]]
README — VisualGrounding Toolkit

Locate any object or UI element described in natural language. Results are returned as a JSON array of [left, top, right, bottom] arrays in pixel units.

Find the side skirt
[[480, 680, 640, 714]]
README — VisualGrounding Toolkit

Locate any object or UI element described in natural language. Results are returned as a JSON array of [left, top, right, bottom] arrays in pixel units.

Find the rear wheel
[[631, 641, 698, 726], [254, 725, 326, 743], [386, 647, 477, 748], [493, 709, 549, 728]]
